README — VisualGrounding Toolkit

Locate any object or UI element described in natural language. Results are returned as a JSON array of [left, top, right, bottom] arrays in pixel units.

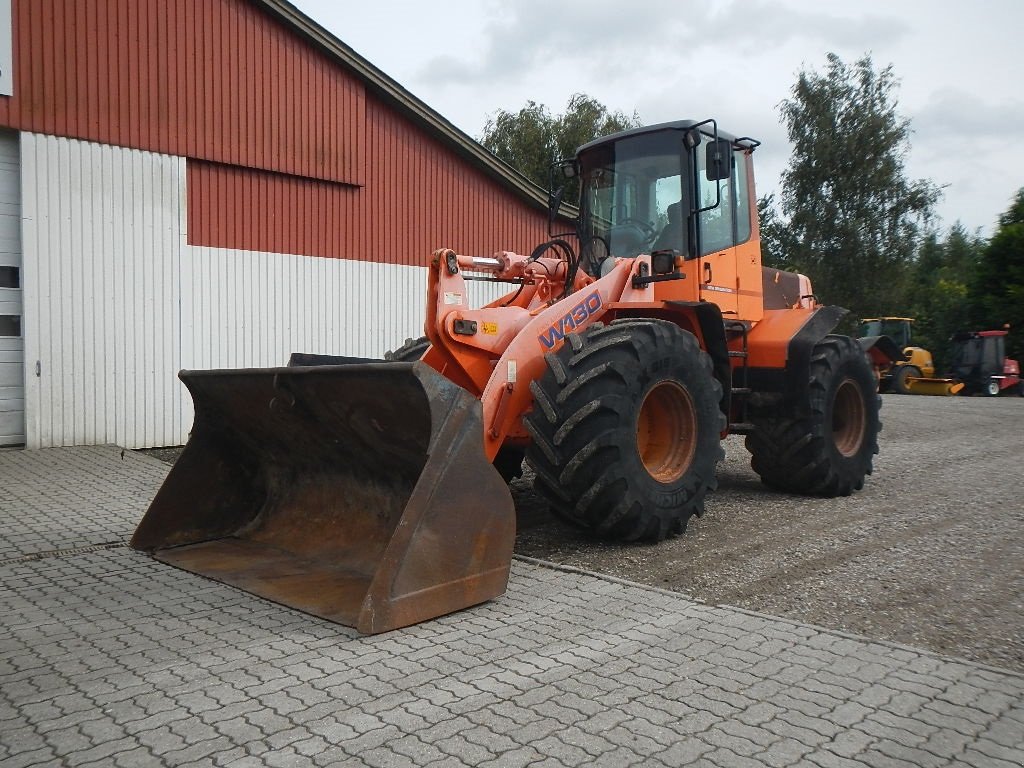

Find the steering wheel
[[607, 218, 658, 257], [615, 218, 658, 242]]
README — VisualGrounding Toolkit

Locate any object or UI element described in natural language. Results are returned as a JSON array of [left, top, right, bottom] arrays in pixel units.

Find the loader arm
[[422, 250, 655, 460]]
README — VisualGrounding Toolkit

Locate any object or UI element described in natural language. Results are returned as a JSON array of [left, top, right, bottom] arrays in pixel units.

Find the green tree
[[996, 188, 1024, 229], [768, 53, 941, 321], [480, 94, 640, 195], [909, 224, 983, 369], [757, 193, 796, 270], [969, 188, 1024, 361], [479, 100, 555, 188]]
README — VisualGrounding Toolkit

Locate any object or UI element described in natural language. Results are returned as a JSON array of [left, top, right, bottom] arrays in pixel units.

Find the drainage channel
[[0, 541, 128, 566]]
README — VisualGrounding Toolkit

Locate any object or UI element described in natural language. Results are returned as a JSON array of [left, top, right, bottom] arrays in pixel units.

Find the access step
[[728, 422, 756, 434]]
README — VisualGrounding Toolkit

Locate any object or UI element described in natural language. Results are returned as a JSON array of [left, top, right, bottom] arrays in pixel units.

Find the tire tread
[[525, 319, 725, 542], [745, 334, 881, 497]]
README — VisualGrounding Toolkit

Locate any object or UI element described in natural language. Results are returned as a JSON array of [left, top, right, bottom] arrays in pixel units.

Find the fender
[[747, 305, 848, 406], [857, 335, 903, 368]]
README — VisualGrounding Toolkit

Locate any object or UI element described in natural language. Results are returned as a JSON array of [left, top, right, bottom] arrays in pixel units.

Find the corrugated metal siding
[[364, 96, 552, 263], [23, 134, 503, 449], [0, 0, 365, 185], [21, 133, 184, 449], [186, 161, 364, 261], [10, 1, 558, 449], [0, 130, 24, 446], [188, 94, 554, 262], [181, 248, 441, 371]]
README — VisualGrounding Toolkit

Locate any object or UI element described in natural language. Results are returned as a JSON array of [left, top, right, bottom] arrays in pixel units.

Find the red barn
[[0, 0, 555, 448]]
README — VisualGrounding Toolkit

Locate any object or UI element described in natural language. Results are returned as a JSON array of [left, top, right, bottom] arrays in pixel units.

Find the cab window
[[696, 139, 753, 255]]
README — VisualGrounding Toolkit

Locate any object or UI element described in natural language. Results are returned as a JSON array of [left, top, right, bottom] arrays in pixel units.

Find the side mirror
[[705, 139, 732, 181], [548, 159, 580, 237], [548, 186, 566, 228]]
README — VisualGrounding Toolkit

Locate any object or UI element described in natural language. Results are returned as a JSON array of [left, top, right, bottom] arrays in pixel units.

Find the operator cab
[[948, 330, 1010, 393], [859, 318, 913, 350], [566, 120, 759, 274]]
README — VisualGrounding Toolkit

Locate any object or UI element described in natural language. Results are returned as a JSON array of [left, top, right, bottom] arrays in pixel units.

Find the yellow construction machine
[[858, 317, 948, 394], [133, 120, 882, 633]]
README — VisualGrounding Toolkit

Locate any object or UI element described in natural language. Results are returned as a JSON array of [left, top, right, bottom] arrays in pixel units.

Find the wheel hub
[[833, 378, 866, 457], [636, 380, 697, 483]]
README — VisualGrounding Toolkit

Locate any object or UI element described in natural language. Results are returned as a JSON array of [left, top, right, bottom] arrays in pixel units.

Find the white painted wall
[[182, 247, 431, 372], [0, 128, 22, 445], [20, 133, 507, 449], [21, 134, 184, 448]]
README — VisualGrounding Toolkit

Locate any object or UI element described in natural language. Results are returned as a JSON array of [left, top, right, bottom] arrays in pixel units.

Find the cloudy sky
[[291, 0, 1023, 237]]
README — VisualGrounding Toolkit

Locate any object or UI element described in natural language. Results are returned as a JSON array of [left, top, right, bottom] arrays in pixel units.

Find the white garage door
[[0, 129, 23, 446]]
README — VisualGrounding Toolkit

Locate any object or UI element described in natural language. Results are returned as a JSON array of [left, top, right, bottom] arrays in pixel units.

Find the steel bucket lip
[[151, 537, 377, 627]]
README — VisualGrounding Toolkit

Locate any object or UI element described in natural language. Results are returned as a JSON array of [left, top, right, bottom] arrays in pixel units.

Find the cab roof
[[576, 120, 755, 155]]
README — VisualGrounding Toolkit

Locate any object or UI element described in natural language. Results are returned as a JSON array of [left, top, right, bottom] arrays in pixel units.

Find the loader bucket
[[905, 377, 965, 396], [130, 362, 515, 634]]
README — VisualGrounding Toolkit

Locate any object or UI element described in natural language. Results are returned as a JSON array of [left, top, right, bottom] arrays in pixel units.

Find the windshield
[[951, 335, 1004, 378], [859, 319, 911, 348], [578, 130, 687, 268]]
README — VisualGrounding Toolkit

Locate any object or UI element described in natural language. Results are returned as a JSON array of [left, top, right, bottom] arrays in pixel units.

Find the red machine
[[947, 330, 1021, 396]]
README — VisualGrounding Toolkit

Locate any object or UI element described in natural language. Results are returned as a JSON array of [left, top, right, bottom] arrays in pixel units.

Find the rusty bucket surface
[[131, 362, 515, 634]]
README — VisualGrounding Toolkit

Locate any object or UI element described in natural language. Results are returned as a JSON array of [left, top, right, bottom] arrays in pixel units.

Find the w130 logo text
[[538, 291, 603, 350]]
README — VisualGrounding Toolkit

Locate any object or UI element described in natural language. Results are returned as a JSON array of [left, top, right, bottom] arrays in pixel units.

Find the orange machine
[[132, 120, 881, 633]]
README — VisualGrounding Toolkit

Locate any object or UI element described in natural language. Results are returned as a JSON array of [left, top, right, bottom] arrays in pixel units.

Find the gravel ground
[[514, 393, 1024, 672], [143, 393, 1024, 672]]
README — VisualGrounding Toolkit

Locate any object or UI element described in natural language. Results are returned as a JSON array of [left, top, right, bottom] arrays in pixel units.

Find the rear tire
[[524, 319, 725, 542], [892, 364, 920, 395], [384, 336, 430, 362], [986, 378, 1001, 397], [746, 334, 881, 496]]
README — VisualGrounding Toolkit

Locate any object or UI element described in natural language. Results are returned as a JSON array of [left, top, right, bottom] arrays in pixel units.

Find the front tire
[[986, 378, 1001, 397], [524, 319, 725, 542], [892, 364, 920, 395], [746, 334, 881, 496]]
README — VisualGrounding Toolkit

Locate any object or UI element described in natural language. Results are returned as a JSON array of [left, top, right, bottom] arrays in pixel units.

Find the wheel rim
[[833, 378, 866, 458], [987, 380, 1000, 396], [636, 380, 697, 483]]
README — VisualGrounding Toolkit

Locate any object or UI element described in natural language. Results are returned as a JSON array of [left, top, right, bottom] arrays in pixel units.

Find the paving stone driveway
[[2, 446, 1023, 767]]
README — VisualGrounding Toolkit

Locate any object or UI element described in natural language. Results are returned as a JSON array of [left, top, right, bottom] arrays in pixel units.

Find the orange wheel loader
[[132, 119, 881, 633]]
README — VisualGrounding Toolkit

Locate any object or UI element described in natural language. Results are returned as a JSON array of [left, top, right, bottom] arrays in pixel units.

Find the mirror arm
[[548, 186, 568, 236]]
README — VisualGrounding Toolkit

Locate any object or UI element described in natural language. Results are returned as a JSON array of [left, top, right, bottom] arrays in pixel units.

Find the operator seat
[[653, 201, 683, 252]]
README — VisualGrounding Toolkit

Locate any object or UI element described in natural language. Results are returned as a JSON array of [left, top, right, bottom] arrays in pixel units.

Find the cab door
[[694, 139, 753, 319]]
